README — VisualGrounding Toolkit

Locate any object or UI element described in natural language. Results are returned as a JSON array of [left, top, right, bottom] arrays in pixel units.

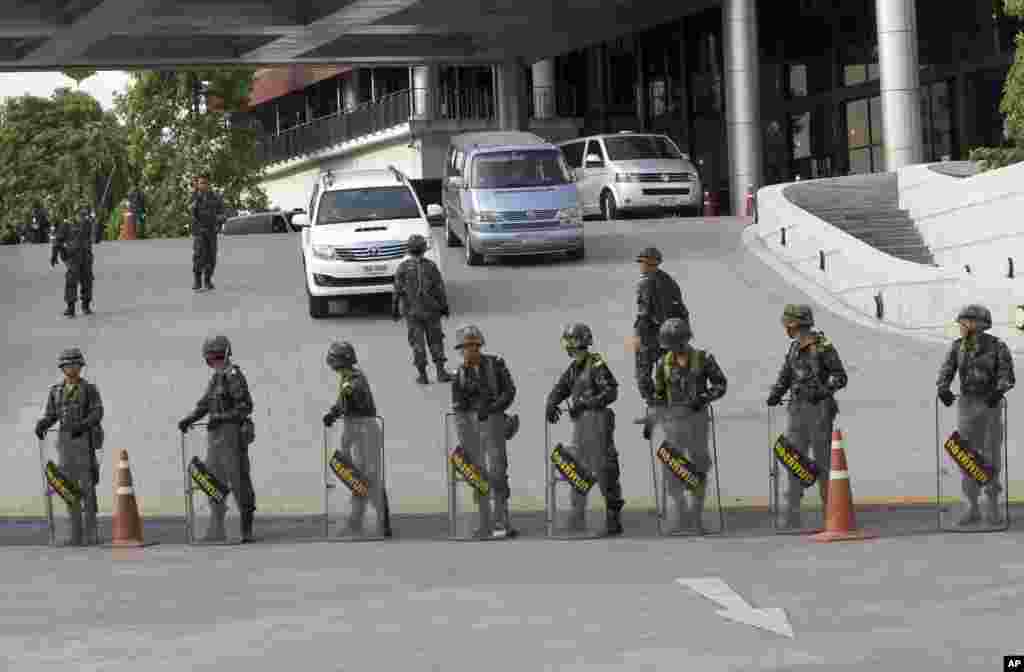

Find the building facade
[[237, 0, 1023, 215]]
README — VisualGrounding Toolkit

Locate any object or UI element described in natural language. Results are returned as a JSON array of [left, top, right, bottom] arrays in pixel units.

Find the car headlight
[[615, 173, 638, 183], [466, 210, 498, 230], [557, 207, 582, 226], [312, 244, 334, 260]]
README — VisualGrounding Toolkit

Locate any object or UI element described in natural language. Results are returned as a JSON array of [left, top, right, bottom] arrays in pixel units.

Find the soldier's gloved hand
[[642, 420, 652, 442], [440, 307, 450, 318], [50, 252, 58, 267], [34, 421, 47, 441], [810, 389, 831, 405], [986, 391, 1005, 408], [177, 417, 193, 433], [392, 308, 401, 322], [766, 394, 783, 407], [938, 389, 956, 408], [477, 407, 491, 422], [207, 415, 224, 431], [688, 394, 709, 412], [68, 422, 85, 439], [323, 411, 337, 427], [546, 405, 561, 424]]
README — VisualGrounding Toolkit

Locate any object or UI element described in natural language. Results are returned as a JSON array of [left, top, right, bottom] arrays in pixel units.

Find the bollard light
[[1009, 257, 1015, 279], [874, 292, 884, 320], [780, 227, 787, 247], [819, 250, 825, 271], [1016, 305, 1024, 331]]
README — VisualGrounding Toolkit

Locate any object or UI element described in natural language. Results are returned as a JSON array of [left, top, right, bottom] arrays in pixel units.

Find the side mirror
[[291, 213, 310, 228], [584, 153, 604, 168], [426, 203, 445, 223]]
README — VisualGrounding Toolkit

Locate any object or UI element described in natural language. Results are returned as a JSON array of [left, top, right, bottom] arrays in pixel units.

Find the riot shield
[[323, 415, 389, 541], [935, 394, 1009, 533], [544, 405, 608, 539], [443, 411, 513, 541], [181, 422, 242, 545], [39, 428, 101, 547], [645, 403, 723, 536], [768, 398, 826, 534]]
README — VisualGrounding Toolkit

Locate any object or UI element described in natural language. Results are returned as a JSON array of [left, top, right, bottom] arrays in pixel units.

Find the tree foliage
[[114, 68, 268, 237], [971, 0, 1024, 170], [0, 88, 128, 240]]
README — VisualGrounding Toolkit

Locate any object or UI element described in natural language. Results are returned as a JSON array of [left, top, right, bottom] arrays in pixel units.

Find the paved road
[[2, 217, 1018, 522]]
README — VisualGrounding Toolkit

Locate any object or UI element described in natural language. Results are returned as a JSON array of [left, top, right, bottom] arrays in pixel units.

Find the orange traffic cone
[[110, 449, 147, 547], [811, 429, 877, 542]]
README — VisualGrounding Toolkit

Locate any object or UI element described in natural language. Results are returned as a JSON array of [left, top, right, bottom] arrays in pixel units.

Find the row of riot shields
[[39, 428, 102, 547]]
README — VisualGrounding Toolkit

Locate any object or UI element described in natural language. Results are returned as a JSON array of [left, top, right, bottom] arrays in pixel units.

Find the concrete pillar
[[722, 0, 763, 217], [411, 65, 436, 120], [342, 71, 358, 112], [370, 68, 378, 102], [531, 59, 556, 119], [496, 58, 528, 130], [635, 41, 647, 129], [876, 0, 924, 169]]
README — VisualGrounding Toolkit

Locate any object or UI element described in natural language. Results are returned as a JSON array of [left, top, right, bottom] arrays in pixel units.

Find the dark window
[[469, 150, 571, 189], [316, 187, 421, 225], [921, 80, 953, 162], [603, 135, 682, 160], [561, 141, 586, 168], [584, 139, 606, 161], [845, 95, 883, 173]]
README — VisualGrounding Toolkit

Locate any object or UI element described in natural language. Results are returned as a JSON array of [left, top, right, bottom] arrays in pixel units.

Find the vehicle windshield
[[469, 149, 571, 189], [316, 186, 421, 225], [603, 136, 683, 161]]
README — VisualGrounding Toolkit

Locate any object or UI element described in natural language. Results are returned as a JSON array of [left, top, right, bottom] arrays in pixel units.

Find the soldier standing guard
[[393, 233, 452, 385], [51, 206, 97, 318], [190, 173, 227, 292], [633, 247, 689, 403], [34, 348, 104, 546], [937, 304, 1015, 526]]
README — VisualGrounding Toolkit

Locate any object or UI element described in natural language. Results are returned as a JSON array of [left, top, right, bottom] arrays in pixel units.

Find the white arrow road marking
[[676, 577, 795, 639]]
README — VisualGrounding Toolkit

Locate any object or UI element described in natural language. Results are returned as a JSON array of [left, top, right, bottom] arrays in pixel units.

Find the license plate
[[362, 264, 388, 273], [660, 197, 680, 205]]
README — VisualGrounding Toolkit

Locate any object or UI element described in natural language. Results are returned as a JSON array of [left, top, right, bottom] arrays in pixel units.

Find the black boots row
[[63, 301, 92, 318], [192, 273, 214, 292], [416, 364, 452, 385]]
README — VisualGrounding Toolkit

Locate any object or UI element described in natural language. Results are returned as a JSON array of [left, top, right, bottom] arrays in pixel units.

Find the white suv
[[292, 166, 445, 319]]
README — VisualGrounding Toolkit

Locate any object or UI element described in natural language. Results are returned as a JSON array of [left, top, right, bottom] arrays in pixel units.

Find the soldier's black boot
[[605, 508, 624, 537], [192, 273, 202, 292], [415, 365, 429, 385], [240, 509, 254, 543], [63, 303, 75, 318], [81, 301, 92, 315], [204, 274, 214, 291], [436, 364, 453, 383]]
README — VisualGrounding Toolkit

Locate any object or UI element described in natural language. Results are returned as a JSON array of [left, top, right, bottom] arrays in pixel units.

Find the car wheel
[[464, 226, 483, 266], [567, 244, 585, 261], [446, 221, 461, 247], [601, 191, 618, 221], [308, 290, 327, 319]]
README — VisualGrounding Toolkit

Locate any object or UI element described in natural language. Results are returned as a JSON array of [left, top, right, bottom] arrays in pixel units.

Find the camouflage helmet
[[781, 303, 814, 327], [561, 323, 593, 350], [326, 341, 357, 369], [956, 304, 992, 331], [202, 335, 232, 358], [454, 324, 485, 350], [407, 233, 428, 255], [57, 347, 85, 369], [636, 246, 663, 263], [658, 318, 692, 350]]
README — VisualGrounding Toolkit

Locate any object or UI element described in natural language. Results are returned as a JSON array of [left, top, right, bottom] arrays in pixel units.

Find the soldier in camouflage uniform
[[393, 233, 452, 385], [190, 173, 228, 292], [634, 247, 689, 402], [178, 335, 257, 542], [545, 323, 624, 536], [937, 304, 1016, 526], [649, 318, 728, 533], [50, 206, 97, 318], [34, 348, 104, 546], [766, 304, 848, 529], [451, 325, 519, 538], [322, 341, 392, 537]]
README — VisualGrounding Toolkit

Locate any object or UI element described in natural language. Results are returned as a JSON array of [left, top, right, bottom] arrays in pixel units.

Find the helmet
[[454, 324, 485, 350], [781, 304, 814, 327], [202, 335, 232, 358], [561, 323, 593, 350], [658, 318, 692, 350], [57, 347, 85, 369], [957, 304, 992, 331], [636, 246, 662, 263], [326, 341, 357, 369], [407, 234, 428, 255]]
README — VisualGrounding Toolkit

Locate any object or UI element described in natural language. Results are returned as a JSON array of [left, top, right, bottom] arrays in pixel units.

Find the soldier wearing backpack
[[633, 247, 689, 403]]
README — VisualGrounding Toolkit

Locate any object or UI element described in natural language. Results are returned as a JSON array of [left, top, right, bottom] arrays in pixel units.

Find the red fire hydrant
[[120, 211, 137, 240], [745, 186, 755, 217], [702, 190, 719, 217]]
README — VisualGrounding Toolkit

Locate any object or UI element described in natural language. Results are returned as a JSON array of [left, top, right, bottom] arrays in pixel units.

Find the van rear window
[[470, 150, 571, 189]]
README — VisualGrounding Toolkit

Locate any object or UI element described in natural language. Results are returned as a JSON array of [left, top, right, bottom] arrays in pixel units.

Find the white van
[[558, 132, 702, 219], [292, 166, 444, 318]]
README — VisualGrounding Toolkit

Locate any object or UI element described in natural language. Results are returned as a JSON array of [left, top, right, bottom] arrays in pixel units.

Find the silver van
[[558, 132, 702, 219], [442, 131, 584, 265]]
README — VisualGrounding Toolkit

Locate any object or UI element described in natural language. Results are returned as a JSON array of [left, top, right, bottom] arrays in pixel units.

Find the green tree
[[114, 68, 268, 238], [970, 0, 1024, 170], [0, 88, 128, 241]]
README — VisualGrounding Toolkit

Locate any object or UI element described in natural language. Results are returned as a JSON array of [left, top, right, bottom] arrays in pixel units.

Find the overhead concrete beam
[[21, 0, 166, 65], [241, 0, 424, 62]]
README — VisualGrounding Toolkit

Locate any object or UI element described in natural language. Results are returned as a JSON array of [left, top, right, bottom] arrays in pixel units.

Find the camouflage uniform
[[393, 235, 450, 384], [651, 319, 728, 532], [766, 305, 848, 527], [34, 348, 103, 545], [323, 342, 391, 536], [451, 330, 517, 537], [545, 323, 624, 534], [51, 208, 96, 317], [937, 304, 1015, 524], [179, 336, 256, 542], [634, 247, 689, 401], [191, 188, 227, 290]]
